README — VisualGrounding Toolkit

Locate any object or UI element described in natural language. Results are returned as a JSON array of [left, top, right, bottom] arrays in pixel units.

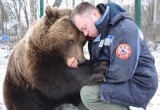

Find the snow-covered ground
[[0, 44, 160, 110], [0, 47, 9, 110]]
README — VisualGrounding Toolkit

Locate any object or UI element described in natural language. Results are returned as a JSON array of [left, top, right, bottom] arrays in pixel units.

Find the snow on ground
[[0, 47, 9, 110], [0, 44, 160, 110], [147, 49, 160, 110]]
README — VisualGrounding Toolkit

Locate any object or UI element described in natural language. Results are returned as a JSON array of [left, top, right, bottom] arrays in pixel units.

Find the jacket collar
[[95, 5, 110, 34], [95, 3, 130, 34]]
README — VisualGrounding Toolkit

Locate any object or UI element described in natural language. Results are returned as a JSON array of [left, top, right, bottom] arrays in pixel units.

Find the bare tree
[[21, 0, 29, 29], [140, 0, 160, 44], [0, 1, 9, 35], [81, 0, 84, 2], [72, 0, 75, 7], [153, 0, 157, 27], [29, 0, 37, 26], [64, 0, 75, 8], [65, 0, 69, 7], [53, 0, 62, 7], [4, 0, 28, 39], [91, 0, 95, 5], [46, 0, 49, 4]]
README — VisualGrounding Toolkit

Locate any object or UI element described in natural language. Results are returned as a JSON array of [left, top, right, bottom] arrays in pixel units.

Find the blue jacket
[[89, 3, 158, 109]]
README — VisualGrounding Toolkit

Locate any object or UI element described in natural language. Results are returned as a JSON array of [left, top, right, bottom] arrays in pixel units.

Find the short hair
[[71, 2, 98, 24]]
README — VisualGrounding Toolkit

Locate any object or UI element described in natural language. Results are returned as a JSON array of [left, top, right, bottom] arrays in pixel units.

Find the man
[[67, 2, 158, 110]]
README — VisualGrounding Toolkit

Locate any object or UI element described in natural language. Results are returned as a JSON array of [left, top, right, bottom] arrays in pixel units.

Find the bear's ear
[[45, 5, 58, 18]]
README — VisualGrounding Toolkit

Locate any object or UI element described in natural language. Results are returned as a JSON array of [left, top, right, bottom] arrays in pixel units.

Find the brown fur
[[3, 5, 107, 110], [5, 5, 86, 86]]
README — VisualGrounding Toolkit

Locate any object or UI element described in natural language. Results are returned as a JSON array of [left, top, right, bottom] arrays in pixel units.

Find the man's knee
[[80, 86, 90, 101], [80, 84, 100, 102]]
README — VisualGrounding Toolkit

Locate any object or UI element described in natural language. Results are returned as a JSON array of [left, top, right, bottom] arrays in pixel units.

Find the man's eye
[[83, 27, 86, 30], [81, 25, 86, 31]]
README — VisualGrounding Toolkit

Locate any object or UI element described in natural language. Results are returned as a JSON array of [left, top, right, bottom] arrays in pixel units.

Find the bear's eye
[[69, 40, 74, 44]]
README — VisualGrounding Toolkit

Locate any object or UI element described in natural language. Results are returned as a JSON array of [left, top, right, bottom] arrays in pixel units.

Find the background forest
[[0, 0, 160, 49]]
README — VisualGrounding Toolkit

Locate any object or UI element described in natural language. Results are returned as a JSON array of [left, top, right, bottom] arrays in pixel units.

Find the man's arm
[[105, 28, 141, 83]]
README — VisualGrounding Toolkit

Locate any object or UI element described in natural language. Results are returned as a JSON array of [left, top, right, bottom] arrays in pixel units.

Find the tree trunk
[[1, 7, 5, 34], [91, 0, 95, 5], [29, 0, 37, 26], [12, 0, 22, 39], [53, 0, 62, 7], [72, 0, 75, 8], [0, 1, 8, 34], [22, 0, 29, 29], [153, 0, 157, 27]]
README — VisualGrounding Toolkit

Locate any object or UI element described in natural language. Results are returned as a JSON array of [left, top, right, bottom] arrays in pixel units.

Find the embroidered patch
[[116, 43, 131, 59]]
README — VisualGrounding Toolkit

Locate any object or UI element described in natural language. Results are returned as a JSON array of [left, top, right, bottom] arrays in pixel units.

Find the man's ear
[[91, 10, 99, 17], [90, 10, 100, 21], [45, 5, 58, 18]]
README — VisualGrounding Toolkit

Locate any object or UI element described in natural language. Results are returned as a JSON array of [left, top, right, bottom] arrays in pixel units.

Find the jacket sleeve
[[105, 28, 141, 83]]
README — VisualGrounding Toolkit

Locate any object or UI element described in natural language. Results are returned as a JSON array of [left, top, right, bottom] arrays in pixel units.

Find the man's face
[[74, 11, 100, 38]]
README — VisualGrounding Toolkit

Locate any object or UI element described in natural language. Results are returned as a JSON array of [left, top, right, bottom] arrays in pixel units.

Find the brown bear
[[3, 5, 107, 110]]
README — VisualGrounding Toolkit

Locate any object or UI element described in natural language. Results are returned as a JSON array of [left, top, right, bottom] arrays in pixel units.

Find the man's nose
[[83, 31, 88, 36]]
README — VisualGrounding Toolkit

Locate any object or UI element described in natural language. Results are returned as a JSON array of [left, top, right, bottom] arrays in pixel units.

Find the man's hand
[[66, 57, 78, 68]]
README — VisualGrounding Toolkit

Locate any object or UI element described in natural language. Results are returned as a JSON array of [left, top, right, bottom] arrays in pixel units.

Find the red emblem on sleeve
[[116, 43, 131, 59]]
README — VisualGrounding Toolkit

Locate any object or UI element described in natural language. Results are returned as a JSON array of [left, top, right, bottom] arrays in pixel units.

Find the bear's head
[[30, 5, 87, 64]]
